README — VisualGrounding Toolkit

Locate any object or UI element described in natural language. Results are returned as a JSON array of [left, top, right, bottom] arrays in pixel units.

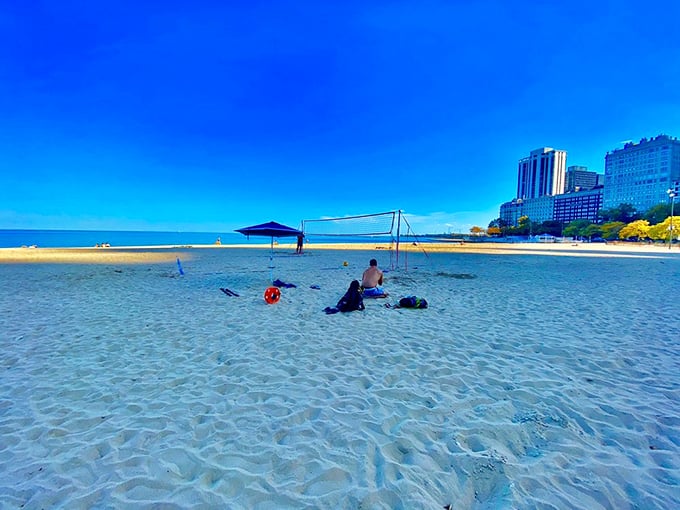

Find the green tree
[[583, 224, 603, 240], [488, 218, 510, 237], [601, 221, 626, 240], [619, 220, 650, 240], [535, 220, 563, 236], [644, 203, 672, 225], [488, 218, 504, 228], [514, 215, 531, 236], [563, 219, 591, 238], [487, 226, 501, 236], [470, 226, 485, 236], [599, 203, 640, 223]]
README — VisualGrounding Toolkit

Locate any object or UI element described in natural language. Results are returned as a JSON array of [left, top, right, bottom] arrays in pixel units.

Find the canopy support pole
[[269, 237, 274, 283]]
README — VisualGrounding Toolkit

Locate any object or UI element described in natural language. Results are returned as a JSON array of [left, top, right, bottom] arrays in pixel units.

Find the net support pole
[[395, 210, 401, 270]]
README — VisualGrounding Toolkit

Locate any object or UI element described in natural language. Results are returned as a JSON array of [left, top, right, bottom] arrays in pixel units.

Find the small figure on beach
[[361, 258, 388, 297], [324, 280, 365, 314], [215, 236, 221, 245], [296, 233, 304, 254]]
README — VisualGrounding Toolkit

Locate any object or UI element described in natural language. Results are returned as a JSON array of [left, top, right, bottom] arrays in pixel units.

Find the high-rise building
[[501, 187, 604, 227], [604, 134, 680, 212], [500, 196, 554, 227], [565, 166, 602, 192], [553, 187, 603, 224], [517, 147, 567, 199]]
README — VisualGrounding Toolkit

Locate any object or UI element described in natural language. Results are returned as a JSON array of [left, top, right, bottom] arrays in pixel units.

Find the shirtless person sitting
[[361, 258, 388, 297]]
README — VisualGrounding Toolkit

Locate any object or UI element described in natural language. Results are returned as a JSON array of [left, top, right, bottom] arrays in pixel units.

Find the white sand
[[1, 246, 679, 508]]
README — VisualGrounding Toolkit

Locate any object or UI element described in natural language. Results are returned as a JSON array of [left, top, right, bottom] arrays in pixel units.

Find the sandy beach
[[0, 247, 192, 264], [1, 245, 678, 508], [0, 240, 675, 264]]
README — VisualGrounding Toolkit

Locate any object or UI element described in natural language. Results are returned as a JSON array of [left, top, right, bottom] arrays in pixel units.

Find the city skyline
[[2, 1, 679, 234], [500, 133, 679, 229]]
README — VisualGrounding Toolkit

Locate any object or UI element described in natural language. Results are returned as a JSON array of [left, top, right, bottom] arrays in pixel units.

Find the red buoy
[[264, 286, 281, 304]]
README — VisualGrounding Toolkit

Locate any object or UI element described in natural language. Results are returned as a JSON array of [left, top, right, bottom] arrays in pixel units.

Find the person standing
[[295, 233, 304, 254], [361, 258, 388, 297]]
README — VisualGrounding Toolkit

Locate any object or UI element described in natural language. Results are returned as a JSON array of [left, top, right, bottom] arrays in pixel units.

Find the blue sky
[[1, 1, 679, 234]]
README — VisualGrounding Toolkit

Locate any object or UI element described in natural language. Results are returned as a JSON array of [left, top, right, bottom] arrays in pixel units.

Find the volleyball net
[[301, 210, 397, 237], [300, 210, 428, 270]]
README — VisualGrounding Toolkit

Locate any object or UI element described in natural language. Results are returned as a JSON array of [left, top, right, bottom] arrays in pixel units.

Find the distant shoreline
[[0, 241, 677, 264]]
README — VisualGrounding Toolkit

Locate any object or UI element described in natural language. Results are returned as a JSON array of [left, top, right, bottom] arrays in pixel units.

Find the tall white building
[[517, 147, 567, 199], [604, 134, 680, 211]]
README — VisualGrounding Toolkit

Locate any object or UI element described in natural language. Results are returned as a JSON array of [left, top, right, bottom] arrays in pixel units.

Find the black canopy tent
[[235, 221, 303, 282]]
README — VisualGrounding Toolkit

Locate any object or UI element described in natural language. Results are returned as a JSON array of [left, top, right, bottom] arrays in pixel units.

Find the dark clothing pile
[[272, 279, 297, 288], [324, 280, 365, 314]]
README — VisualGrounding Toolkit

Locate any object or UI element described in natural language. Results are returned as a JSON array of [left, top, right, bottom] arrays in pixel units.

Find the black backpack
[[337, 280, 365, 312]]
